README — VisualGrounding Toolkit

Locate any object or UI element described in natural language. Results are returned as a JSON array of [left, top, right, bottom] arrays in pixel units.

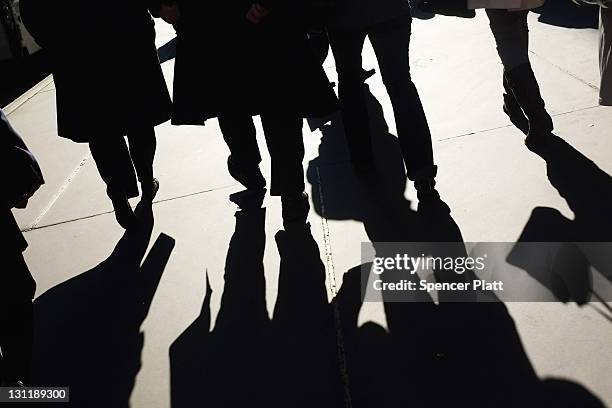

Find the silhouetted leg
[[89, 137, 139, 199], [89, 137, 139, 228], [218, 114, 266, 190], [329, 29, 374, 168], [600, 6, 612, 106], [127, 126, 156, 186], [369, 19, 436, 182], [487, 9, 552, 142], [487, 9, 529, 71], [260, 111, 305, 197], [218, 114, 262, 169]]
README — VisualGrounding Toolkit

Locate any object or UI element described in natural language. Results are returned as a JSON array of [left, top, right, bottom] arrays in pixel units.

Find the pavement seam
[[22, 183, 239, 232], [3, 75, 54, 116], [23, 154, 91, 232], [529, 49, 600, 92], [437, 104, 602, 143]]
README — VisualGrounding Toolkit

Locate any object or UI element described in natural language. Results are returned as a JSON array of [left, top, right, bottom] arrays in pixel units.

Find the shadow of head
[[31, 205, 175, 407]]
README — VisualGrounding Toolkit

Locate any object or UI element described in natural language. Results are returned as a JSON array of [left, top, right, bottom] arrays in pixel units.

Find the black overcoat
[[20, 0, 172, 142], [170, 0, 339, 125]]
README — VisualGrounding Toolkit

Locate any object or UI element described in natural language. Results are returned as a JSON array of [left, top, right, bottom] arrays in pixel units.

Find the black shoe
[[504, 64, 554, 144], [141, 178, 160, 203], [415, 178, 450, 215], [503, 74, 529, 135], [282, 192, 310, 229], [228, 156, 266, 190], [111, 194, 138, 230]]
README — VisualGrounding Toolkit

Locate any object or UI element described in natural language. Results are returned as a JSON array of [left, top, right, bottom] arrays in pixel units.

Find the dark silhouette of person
[[0, 109, 44, 386], [158, 0, 338, 228], [483, 4, 554, 146], [326, 0, 441, 209], [19, 0, 172, 229]]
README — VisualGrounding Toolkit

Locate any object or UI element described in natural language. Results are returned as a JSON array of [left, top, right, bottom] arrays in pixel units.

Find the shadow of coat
[[30, 206, 175, 407], [170, 207, 344, 407]]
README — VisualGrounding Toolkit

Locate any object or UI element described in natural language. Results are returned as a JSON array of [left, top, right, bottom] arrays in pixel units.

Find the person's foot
[[111, 194, 138, 230], [141, 178, 160, 203], [415, 178, 450, 215], [228, 156, 266, 190], [281, 192, 310, 229]]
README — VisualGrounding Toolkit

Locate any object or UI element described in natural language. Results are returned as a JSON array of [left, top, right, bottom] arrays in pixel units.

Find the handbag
[[417, 0, 476, 18]]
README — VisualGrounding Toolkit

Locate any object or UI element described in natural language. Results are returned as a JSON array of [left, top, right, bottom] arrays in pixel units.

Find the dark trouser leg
[[218, 114, 262, 169], [329, 29, 373, 166], [487, 9, 552, 139], [260, 111, 305, 197], [369, 19, 436, 181], [487, 9, 529, 70], [127, 126, 157, 185], [89, 137, 139, 199]]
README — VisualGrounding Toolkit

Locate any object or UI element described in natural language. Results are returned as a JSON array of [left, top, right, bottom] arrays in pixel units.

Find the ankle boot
[[503, 74, 529, 135], [504, 64, 554, 144], [228, 156, 266, 190]]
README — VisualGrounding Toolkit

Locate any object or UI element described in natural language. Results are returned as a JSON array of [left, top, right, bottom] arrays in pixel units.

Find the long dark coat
[[20, 0, 172, 142], [170, 0, 339, 125]]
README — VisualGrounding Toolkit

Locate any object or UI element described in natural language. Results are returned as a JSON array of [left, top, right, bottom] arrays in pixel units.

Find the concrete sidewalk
[[5, 11, 612, 407]]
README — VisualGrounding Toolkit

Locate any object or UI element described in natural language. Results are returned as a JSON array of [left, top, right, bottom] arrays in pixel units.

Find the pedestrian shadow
[[533, 0, 599, 29], [306, 86, 606, 405], [505, 134, 612, 316], [157, 36, 177, 64], [30, 205, 175, 407], [170, 200, 344, 407]]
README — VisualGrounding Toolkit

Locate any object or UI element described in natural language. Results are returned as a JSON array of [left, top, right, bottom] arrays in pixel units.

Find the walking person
[[586, 0, 612, 105], [467, 0, 553, 145], [1, 110, 44, 386], [327, 0, 442, 208], [158, 0, 338, 226], [20, 0, 172, 229]]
